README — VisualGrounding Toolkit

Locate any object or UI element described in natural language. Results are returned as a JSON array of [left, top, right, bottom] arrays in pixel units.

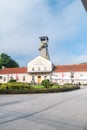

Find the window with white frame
[[4, 77, 6, 81], [23, 76, 25, 81], [16, 75, 19, 81], [32, 67, 35, 71], [80, 74, 83, 76], [44, 76, 47, 80], [32, 76, 35, 83], [10, 76, 13, 80], [38, 67, 40, 71], [0, 76, 2, 79], [44, 67, 46, 71], [32, 76, 35, 80]]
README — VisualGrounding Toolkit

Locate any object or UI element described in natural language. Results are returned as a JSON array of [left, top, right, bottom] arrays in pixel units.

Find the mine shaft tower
[[39, 36, 50, 60]]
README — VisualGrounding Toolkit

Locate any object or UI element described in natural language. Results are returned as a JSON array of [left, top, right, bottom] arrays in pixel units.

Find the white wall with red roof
[[0, 60, 87, 85]]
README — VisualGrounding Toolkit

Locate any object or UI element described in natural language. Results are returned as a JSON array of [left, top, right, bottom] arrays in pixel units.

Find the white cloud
[[72, 55, 87, 64], [0, 0, 86, 66]]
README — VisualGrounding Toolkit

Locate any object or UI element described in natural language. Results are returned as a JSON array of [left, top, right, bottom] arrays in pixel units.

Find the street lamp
[[81, 0, 87, 11], [70, 71, 74, 84]]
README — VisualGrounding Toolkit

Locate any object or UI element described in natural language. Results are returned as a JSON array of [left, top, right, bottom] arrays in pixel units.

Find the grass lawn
[[32, 85, 45, 89]]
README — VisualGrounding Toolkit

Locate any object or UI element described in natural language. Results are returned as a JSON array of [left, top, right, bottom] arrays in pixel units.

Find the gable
[[27, 56, 52, 72]]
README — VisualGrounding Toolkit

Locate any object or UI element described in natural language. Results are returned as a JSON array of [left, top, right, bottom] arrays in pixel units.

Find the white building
[[0, 36, 87, 85], [27, 56, 53, 83], [0, 55, 53, 84], [53, 64, 87, 85]]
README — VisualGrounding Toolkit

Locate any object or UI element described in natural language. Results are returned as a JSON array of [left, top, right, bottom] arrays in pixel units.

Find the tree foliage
[[0, 53, 19, 69]]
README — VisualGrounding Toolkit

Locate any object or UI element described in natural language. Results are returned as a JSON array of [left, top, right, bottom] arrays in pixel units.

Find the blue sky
[[0, 0, 87, 66]]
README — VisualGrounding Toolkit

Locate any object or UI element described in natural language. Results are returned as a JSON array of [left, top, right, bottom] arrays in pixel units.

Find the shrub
[[0, 83, 2, 88], [64, 83, 72, 86], [52, 85, 63, 89], [0, 82, 32, 91], [41, 79, 53, 88], [8, 79, 16, 82], [0, 82, 80, 94], [0, 83, 9, 90]]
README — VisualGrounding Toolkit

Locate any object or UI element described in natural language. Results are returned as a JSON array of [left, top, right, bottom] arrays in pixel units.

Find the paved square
[[0, 89, 87, 130]]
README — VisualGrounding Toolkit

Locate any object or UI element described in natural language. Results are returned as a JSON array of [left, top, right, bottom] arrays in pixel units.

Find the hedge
[[0, 85, 80, 94], [0, 82, 32, 91]]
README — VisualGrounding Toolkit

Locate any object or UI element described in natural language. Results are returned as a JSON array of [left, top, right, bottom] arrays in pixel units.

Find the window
[[10, 76, 13, 80], [80, 74, 83, 77], [44, 76, 47, 80], [32, 76, 35, 80], [38, 67, 40, 71], [0, 76, 2, 79], [16, 75, 19, 81], [23, 76, 25, 81], [44, 67, 46, 71], [32, 67, 34, 71], [31, 76, 35, 84], [4, 77, 6, 81]]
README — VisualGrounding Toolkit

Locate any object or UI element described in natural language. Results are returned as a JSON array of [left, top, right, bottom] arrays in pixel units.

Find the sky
[[0, 0, 87, 67]]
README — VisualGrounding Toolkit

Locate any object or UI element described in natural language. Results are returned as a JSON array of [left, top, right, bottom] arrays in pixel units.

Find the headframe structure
[[39, 36, 50, 60]]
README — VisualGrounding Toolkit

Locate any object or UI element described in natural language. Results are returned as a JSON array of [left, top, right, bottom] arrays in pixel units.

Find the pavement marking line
[[0, 91, 87, 125]]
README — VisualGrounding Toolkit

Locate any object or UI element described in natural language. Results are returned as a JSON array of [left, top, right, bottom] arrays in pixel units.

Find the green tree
[[0, 53, 19, 69], [0, 63, 2, 69]]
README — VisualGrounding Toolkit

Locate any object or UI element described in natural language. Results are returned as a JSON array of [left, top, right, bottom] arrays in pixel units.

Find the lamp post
[[70, 71, 74, 84], [81, 0, 87, 11]]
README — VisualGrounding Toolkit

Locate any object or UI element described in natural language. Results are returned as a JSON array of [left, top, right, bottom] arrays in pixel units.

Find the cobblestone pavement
[[0, 88, 87, 130]]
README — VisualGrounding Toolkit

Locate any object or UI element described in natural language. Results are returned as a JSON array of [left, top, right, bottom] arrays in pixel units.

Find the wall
[[27, 56, 52, 73], [52, 71, 87, 85]]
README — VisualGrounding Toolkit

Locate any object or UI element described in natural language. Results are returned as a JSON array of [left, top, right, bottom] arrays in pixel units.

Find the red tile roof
[[0, 64, 87, 74], [54, 64, 87, 72], [0, 67, 27, 74]]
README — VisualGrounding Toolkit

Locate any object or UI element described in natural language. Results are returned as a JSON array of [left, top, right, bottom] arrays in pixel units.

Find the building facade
[[52, 64, 87, 85], [0, 36, 87, 84]]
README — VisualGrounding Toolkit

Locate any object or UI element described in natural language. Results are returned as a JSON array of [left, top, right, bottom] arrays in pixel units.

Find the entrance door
[[37, 76, 41, 84]]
